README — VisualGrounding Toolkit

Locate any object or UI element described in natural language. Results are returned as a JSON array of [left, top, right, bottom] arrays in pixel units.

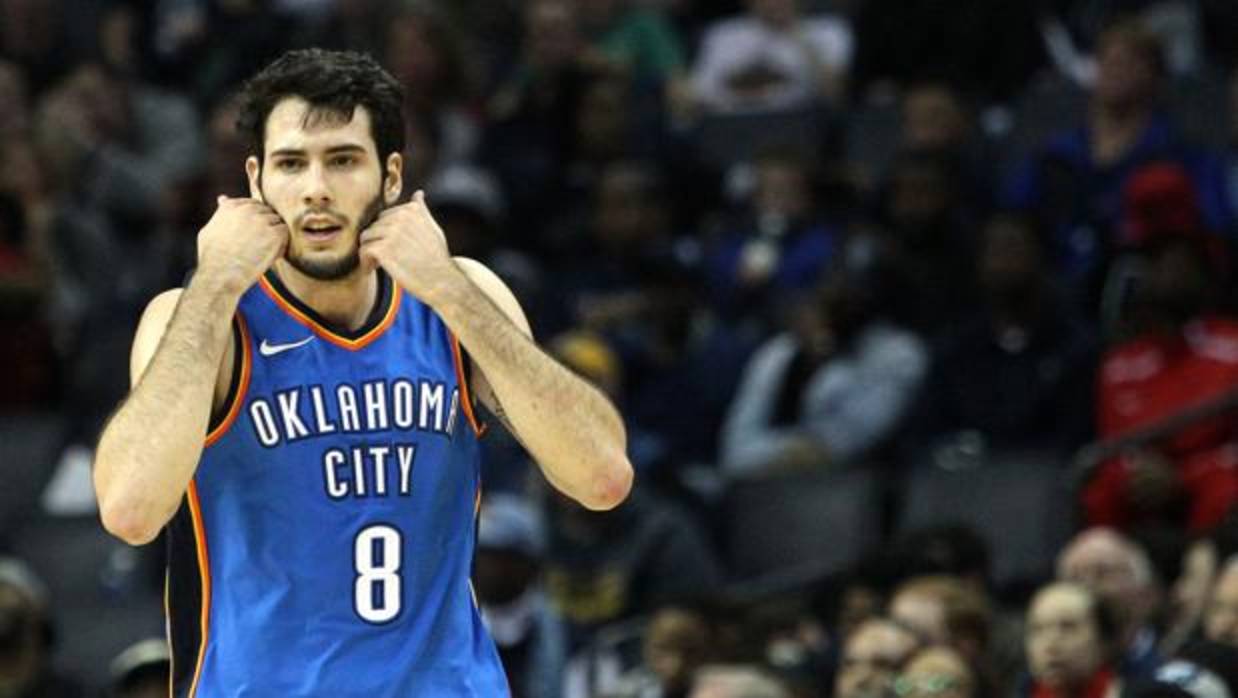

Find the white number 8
[[354, 525, 402, 623]]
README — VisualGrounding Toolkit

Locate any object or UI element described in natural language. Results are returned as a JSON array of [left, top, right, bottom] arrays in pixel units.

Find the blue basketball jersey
[[165, 269, 509, 697]]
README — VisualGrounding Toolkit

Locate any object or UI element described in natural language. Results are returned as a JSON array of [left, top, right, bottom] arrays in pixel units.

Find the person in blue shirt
[[91, 49, 633, 697]]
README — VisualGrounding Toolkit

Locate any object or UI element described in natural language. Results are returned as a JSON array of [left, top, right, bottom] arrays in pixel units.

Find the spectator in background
[[1083, 194, 1238, 533], [1057, 528, 1163, 679], [1202, 556, 1238, 648], [475, 495, 567, 698], [1161, 536, 1222, 656], [708, 149, 839, 322], [690, 665, 790, 698], [849, 0, 1044, 105], [1023, 582, 1123, 698], [0, 0, 69, 94], [899, 82, 996, 215], [689, 0, 851, 115], [864, 148, 979, 336], [575, 0, 686, 91], [107, 638, 170, 698], [540, 482, 724, 649], [888, 576, 992, 674], [613, 606, 714, 698], [0, 558, 83, 698], [834, 617, 922, 698], [895, 646, 977, 698], [911, 212, 1097, 457], [719, 275, 926, 476], [1004, 20, 1232, 288]]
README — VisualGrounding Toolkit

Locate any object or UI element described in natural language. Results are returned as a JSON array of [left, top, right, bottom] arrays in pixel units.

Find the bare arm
[[93, 279, 239, 545], [446, 258, 633, 510], [93, 196, 286, 545], [357, 194, 633, 510]]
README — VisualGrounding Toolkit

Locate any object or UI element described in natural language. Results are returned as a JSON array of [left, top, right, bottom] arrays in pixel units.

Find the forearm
[[430, 273, 632, 510], [94, 276, 239, 544]]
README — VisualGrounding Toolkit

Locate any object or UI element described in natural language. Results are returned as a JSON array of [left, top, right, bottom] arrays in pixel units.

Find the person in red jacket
[[1084, 163, 1238, 533]]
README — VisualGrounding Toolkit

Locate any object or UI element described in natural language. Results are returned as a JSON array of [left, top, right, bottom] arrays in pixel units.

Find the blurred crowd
[[4, 0, 1238, 696]]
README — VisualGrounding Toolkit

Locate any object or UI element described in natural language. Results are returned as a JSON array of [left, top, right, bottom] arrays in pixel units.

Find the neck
[[272, 259, 379, 331]]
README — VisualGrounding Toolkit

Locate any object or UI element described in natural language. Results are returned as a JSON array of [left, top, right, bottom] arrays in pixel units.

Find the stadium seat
[[723, 466, 882, 581], [896, 450, 1074, 590]]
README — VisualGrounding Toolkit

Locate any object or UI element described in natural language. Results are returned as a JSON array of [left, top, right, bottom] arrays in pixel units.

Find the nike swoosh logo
[[259, 336, 315, 357]]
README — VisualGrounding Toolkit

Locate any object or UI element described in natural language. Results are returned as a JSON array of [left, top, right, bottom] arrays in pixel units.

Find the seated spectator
[[834, 617, 922, 698], [1202, 556, 1238, 648], [911, 212, 1097, 456], [1004, 20, 1232, 287], [719, 275, 926, 476], [862, 148, 980, 336], [1083, 216, 1238, 533], [1057, 528, 1162, 679], [0, 558, 83, 698], [540, 483, 724, 650], [689, 0, 851, 114], [708, 149, 840, 322], [896, 646, 977, 698], [888, 576, 992, 672], [1022, 582, 1123, 698], [613, 606, 714, 698], [690, 665, 790, 698], [475, 495, 567, 698], [107, 638, 170, 698]]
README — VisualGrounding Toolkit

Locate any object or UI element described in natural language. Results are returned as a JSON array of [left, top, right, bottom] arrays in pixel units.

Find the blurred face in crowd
[[1057, 528, 1153, 636], [896, 647, 975, 698], [247, 97, 401, 281], [0, 584, 41, 694], [1093, 29, 1160, 111], [593, 164, 665, 253], [576, 78, 631, 161], [1141, 238, 1211, 324], [902, 85, 968, 151], [1168, 540, 1218, 644], [888, 160, 953, 236], [749, 0, 798, 29], [1026, 584, 1108, 690], [384, 12, 443, 94], [836, 619, 920, 698], [890, 586, 948, 646], [526, 0, 581, 71], [755, 158, 810, 222], [644, 608, 711, 693], [979, 215, 1043, 301], [1203, 559, 1238, 647]]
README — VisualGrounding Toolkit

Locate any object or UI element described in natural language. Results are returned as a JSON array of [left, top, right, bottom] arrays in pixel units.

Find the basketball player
[[91, 49, 633, 696]]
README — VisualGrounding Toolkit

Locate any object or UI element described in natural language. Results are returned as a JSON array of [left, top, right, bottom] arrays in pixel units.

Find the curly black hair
[[235, 49, 405, 166]]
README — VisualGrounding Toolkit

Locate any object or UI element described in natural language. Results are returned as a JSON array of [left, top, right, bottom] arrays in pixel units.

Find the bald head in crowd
[[835, 618, 923, 698], [1204, 555, 1238, 647], [1056, 527, 1158, 642]]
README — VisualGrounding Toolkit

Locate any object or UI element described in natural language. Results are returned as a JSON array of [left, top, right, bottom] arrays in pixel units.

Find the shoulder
[[137, 289, 184, 335], [452, 257, 531, 337]]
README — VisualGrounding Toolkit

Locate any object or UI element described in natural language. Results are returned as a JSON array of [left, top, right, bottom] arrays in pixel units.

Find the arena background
[[2, 0, 1238, 696]]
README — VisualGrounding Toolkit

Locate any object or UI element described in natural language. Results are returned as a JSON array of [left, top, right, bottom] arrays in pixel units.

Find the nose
[[301, 162, 332, 208]]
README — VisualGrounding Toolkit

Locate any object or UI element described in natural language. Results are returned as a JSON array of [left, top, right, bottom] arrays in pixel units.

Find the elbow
[[98, 503, 163, 546], [581, 455, 634, 511]]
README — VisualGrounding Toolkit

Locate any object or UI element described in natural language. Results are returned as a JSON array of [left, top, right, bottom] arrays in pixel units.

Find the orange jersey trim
[[186, 482, 212, 698], [164, 569, 174, 698], [205, 316, 251, 448], [258, 275, 401, 351], [449, 333, 486, 438]]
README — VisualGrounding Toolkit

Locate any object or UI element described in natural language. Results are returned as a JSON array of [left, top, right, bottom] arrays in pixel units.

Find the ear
[[246, 156, 263, 202], [383, 152, 403, 205]]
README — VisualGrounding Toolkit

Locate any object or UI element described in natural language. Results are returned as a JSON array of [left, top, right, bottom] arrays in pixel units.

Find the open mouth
[[302, 222, 344, 240]]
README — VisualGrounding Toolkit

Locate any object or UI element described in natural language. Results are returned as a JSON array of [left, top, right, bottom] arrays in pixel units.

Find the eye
[[275, 158, 305, 172], [329, 154, 358, 168]]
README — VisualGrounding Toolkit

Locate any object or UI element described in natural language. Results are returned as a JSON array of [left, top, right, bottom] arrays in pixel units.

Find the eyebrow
[[268, 144, 369, 158]]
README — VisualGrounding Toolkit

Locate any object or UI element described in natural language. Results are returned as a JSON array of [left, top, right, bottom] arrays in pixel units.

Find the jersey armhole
[[205, 317, 247, 441], [449, 334, 487, 439]]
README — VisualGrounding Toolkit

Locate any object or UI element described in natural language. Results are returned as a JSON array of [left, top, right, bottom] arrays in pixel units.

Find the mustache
[[293, 209, 349, 227]]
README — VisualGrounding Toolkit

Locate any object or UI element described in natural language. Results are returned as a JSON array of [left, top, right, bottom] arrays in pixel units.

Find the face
[[755, 161, 809, 221], [903, 86, 966, 150], [890, 590, 948, 645], [1204, 563, 1238, 647], [1057, 530, 1147, 620], [643, 609, 710, 691], [979, 217, 1042, 297], [748, 0, 798, 28], [247, 97, 401, 281], [527, 0, 580, 71], [1094, 35, 1158, 109], [1026, 585, 1106, 689], [896, 648, 974, 698], [836, 620, 920, 698], [1142, 239, 1210, 321]]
